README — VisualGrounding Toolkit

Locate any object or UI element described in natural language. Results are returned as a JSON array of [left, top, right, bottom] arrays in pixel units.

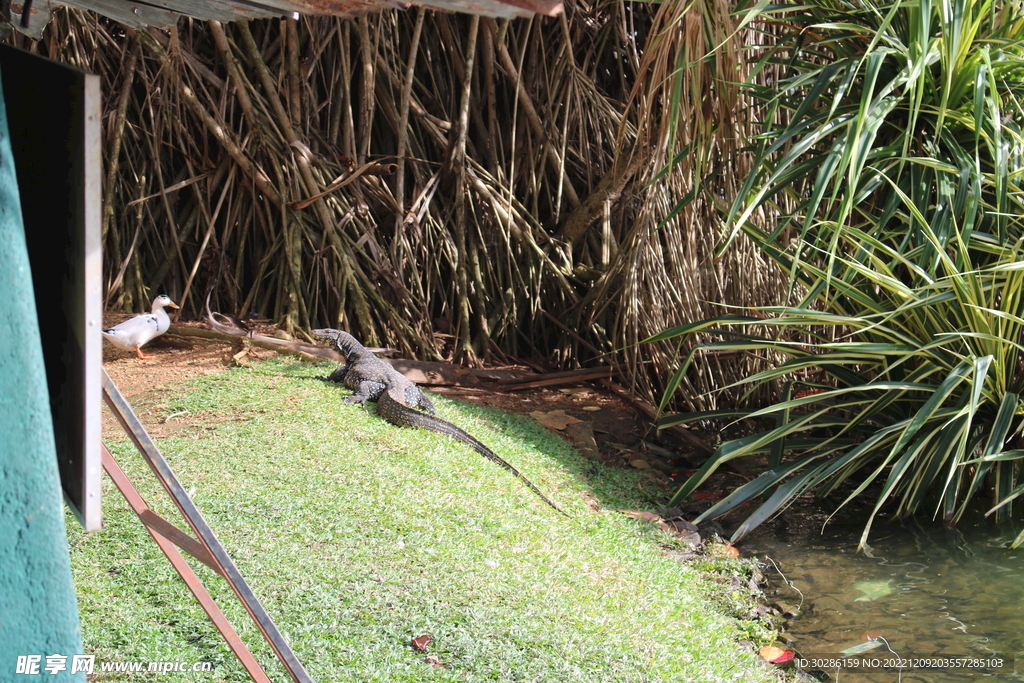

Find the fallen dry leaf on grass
[[529, 410, 582, 430], [411, 634, 432, 651], [617, 509, 663, 522], [563, 422, 601, 460], [758, 645, 795, 664], [701, 540, 741, 557], [615, 510, 707, 547], [231, 339, 254, 367], [616, 509, 671, 531], [425, 655, 444, 668]]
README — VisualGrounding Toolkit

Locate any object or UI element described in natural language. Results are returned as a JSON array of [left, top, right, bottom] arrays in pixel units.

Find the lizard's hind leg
[[400, 386, 436, 414], [345, 380, 388, 404]]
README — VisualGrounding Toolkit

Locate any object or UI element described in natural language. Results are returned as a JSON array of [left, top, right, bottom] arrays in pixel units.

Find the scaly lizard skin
[[312, 329, 566, 515]]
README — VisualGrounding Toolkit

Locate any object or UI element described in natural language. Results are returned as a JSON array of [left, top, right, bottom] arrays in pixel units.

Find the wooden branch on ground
[[167, 325, 343, 361], [496, 366, 615, 390]]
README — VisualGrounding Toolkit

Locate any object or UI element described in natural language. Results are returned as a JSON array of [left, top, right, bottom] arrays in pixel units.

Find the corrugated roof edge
[[8, 0, 562, 37]]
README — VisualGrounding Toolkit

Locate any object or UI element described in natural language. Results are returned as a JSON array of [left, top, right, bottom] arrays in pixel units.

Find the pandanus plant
[[652, 0, 1024, 548]]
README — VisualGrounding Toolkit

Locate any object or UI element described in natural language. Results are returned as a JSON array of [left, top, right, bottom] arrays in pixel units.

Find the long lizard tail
[[378, 392, 567, 516]]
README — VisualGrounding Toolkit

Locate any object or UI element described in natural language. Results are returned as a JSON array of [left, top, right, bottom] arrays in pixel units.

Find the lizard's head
[[312, 328, 361, 359], [311, 328, 339, 344]]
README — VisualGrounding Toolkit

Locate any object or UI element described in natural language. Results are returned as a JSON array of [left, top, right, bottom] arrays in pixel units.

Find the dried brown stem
[[208, 20, 259, 130], [102, 37, 139, 243], [394, 7, 425, 225], [486, 17, 580, 209], [137, 29, 281, 206]]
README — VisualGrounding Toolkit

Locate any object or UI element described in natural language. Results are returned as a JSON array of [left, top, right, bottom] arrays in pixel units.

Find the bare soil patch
[[101, 315, 276, 439]]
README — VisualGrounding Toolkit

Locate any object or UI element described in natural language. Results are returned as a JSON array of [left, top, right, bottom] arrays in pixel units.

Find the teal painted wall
[[0, 71, 86, 680]]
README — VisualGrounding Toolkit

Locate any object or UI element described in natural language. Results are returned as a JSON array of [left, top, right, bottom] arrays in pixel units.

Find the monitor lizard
[[312, 329, 566, 516]]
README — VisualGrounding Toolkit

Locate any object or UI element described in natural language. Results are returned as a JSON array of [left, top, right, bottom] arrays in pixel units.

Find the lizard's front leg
[[318, 364, 349, 383], [345, 380, 387, 404]]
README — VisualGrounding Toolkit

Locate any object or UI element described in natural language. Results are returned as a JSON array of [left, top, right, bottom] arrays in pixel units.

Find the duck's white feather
[[102, 294, 178, 356]]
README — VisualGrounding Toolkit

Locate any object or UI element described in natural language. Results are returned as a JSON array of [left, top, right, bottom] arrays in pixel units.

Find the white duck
[[102, 294, 179, 359]]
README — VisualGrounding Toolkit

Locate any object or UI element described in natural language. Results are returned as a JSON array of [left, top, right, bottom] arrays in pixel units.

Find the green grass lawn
[[71, 356, 781, 682]]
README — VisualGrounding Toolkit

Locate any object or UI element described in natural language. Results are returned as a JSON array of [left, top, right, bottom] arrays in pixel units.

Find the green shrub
[[654, 0, 1024, 548], [654, 233, 1024, 549]]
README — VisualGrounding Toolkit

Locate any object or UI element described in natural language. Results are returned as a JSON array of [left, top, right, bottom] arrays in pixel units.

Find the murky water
[[745, 508, 1024, 682]]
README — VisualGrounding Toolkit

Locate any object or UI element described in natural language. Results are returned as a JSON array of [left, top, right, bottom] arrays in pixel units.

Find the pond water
[[744, 506, 1024, 682]]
